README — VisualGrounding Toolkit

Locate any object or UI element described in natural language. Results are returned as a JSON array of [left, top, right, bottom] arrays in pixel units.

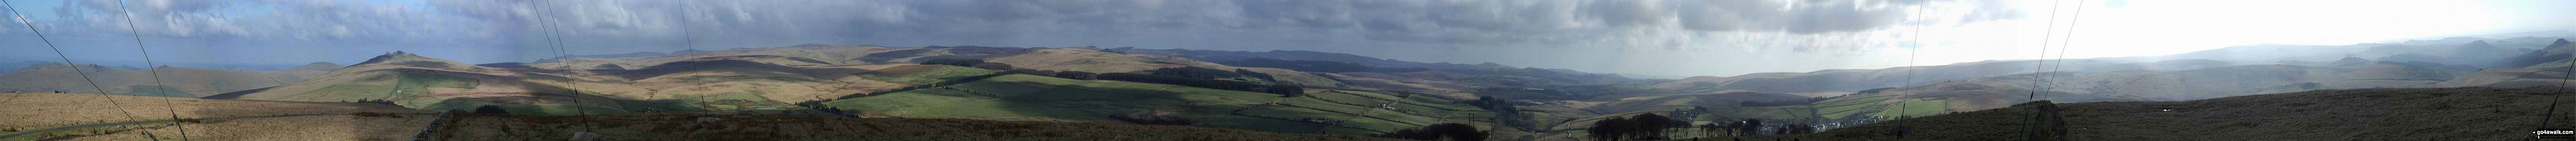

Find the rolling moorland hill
[[0, 93, 1408, 141], [818, 74, 1521, 136], [2440, 39, 2576, 88], [1109, 47, 1515, 70], [218, 51, 936, 116], [1648, 37, 2551, 98], [1647, 59, 2237, 95], [0, 62, 340, 97], [431, 114, 1407, 141], [1715, 87, 2576, 141]]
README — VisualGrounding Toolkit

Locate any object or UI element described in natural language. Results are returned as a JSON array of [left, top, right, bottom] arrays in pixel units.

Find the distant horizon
[[10, 28, 2565, 79], [4, 0, 2570, 78]]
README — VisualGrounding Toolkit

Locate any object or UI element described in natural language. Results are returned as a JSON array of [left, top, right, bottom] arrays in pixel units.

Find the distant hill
[[1732, 87, 2570, 140], [0, 62, 337, 97], [1649, 59, 2236, 94], [1111, 48, 1511, 70], [221, 51, 924, 115], [0, 60, 44, 74], [2439, 40, 2576, 88]]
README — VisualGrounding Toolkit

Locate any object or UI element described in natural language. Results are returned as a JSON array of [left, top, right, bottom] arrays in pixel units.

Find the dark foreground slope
[[1725, 87, 2573, 141], [431, 114, 1404, 141]]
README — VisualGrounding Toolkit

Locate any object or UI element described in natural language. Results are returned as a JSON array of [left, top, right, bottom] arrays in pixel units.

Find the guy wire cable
[[3, 2, 161, 141], [2546, 32, 2576, 136], [2024, 0, 2068, 139], [111, 0, 188, 140], [536, 0, 599, 132], [2046, 0, 2089, 102], [680, 1, 693, 51], [2027, 0, 2065, 102]]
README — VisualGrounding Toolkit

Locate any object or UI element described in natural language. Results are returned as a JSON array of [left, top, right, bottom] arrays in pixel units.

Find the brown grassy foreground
[[0, 93, 425, 130], [1703, 87, 2575, 141], [432, 114, 1408, 141], [26, 114, 436, 141]]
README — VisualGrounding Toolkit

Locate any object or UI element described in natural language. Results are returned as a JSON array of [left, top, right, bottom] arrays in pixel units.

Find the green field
[[1363, 110, 1442, 126], [823, 88, 999, 114], [820, 74, 1496, 135], [1196, 115, 1328, 133], [1327, 90, 1402, 101], [1276, 97, 1377, 115], [856, 66, 1003, 85], [1867, 98, 1949, 118], [1305, 91, 1391, 106]]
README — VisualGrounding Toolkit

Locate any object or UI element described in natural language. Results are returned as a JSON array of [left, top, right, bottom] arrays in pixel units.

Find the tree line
[[1467, 96, 1534, 129], [1373, 123, 1490, 141], [1589, 113, 1684, 141]]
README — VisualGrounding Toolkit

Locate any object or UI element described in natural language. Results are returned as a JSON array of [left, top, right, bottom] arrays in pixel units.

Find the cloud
[[1, 0, 2029, 76]]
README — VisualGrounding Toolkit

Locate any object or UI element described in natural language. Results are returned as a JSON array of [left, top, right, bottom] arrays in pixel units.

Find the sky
[[1, 0, 2570, 78]]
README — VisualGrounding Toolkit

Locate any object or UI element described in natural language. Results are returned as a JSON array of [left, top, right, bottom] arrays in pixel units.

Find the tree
[[1054, 71, 1097, 80], [1590, 117, 1631, 141], [1374, 123, 1489, 141], [1267, 85, 1305, 97], [919, 59, 984, 67], [1631, 114, 1673, 140], [970, 63, 1018, 71], [473, 105, 509, 114], [1737, 119, 1762, 136], [1698, 123, 1722, 139]]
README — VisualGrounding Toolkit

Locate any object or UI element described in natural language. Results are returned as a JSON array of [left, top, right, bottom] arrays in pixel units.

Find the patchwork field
[[821, 74, 1499, 135]]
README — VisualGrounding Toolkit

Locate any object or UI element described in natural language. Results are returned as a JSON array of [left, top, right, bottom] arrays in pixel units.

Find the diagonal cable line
[[110, 0, 190, 140], [535, 0, 600, 132], [9, 0, 161, 140], [2046, 0, 2089, 102]]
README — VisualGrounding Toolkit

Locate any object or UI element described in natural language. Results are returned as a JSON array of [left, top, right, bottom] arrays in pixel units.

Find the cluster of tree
[[351, 112, 406, 118], [1110, 107, 1197, 125], [920, 59, 987, 67], [343, 99, 398, 106], [1373, 123, 1490, 141], [1856, 87, 1898, 94], [1233, 69, 1277, 81], [1095, 73, 1303, 97], [1588, 113, 1686, 141], [474, 105, 509, 114], [793, 100, 856, 117], [1216, 59, 1378, 73], [1054, 71, 1097, 80], [1147, 67, 1248, 79], [1773, 123, 1815, 135], [1467, 96, 1534, 129]]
